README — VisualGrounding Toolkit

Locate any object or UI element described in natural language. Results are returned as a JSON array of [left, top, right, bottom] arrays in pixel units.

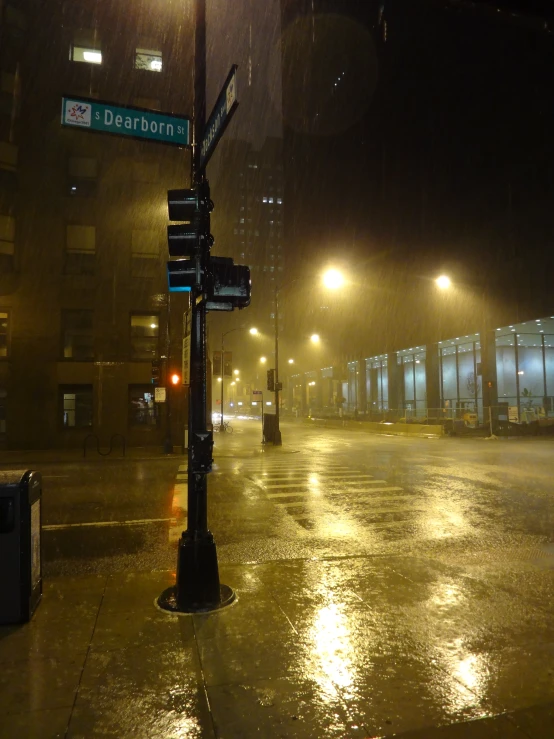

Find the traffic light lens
[[171, 373, 180, 385]]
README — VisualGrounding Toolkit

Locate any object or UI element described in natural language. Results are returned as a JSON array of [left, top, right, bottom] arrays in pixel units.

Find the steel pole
[[220, 334, 225, 431], [175, 0, 220, 609], [274, 282, 282, 445]]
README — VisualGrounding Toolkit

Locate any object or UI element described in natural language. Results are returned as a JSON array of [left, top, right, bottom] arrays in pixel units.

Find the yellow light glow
[[436, 275, 451, 290], [288, 358, 294, 364], [260, 356, 267, 363], [234, 369, 239, 375], [249, 327, 259, 335], [83, 51, 102, 64], [322, 268, 345, 290], [217, 377, 222, 382], [170, 373, 180, 385], [310, 334, 320, 344]]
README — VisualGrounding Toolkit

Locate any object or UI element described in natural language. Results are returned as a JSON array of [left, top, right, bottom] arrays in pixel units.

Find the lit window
[[135, 48, 163, 72], [129, 385, 159, 426], [262, 197, 268, 203], [70, 30, 102, 65], [70, 46, 102, 64], [269, 198, 274, 203], [61, 385, 93, 428], [130, 314, 159, 360]]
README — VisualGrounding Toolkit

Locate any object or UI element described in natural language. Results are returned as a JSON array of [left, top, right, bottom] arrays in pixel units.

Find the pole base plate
[[157, 583, 235, 614]]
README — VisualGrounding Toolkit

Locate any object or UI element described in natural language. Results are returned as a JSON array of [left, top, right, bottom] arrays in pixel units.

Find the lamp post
[[434, 274, 497, 433], [220, 326, 257, 431], [273, 282, 283, 445]]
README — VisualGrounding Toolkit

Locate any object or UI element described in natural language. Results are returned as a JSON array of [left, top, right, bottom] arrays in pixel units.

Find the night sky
[[275, 0, 554, 356]]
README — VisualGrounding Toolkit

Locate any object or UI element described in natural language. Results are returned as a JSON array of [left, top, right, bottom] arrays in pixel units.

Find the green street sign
[[61, 96, 190, 147]]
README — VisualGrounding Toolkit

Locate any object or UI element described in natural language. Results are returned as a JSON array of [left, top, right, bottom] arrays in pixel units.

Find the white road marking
[[44, 517, 173, 530]]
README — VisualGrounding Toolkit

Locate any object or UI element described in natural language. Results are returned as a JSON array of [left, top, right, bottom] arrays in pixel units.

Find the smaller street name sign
[[200, 65, 238, 170], [155, 387, 167, 403], [252, 390, 262, 396], [61, 96, 190, 147]]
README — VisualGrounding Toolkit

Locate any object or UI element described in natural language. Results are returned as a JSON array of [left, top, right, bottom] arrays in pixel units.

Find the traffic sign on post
[[61, 96, 190, 147], [199, 65, 239, 171]]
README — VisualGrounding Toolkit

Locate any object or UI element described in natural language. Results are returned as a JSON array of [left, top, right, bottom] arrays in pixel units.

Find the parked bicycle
[[213, 421, 233, 433]]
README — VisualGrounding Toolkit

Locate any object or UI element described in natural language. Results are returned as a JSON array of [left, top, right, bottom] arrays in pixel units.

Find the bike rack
[[83, 433, 126, 458]]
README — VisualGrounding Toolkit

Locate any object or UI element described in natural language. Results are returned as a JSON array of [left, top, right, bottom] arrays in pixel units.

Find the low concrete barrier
[[306, 418, 444, 437]]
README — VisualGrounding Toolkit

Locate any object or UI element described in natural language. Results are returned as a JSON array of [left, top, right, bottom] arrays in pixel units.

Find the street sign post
[[61, 96, 190, 147], [199, 65, 239, 171], [182, 310, 191, 386]]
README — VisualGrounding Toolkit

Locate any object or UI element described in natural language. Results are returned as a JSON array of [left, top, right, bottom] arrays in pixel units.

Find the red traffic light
[[171, 373, 181, 385]]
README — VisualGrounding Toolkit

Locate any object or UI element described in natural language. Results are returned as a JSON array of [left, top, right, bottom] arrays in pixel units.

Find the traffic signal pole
[[158, 0, 233, 613], [274, 282, 282, 445]]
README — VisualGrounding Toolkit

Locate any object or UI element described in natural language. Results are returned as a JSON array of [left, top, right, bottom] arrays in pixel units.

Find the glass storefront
[[439, 333, 481, 419]]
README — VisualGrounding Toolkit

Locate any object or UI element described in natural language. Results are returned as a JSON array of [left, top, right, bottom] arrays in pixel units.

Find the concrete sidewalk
[[1, 560, 554, 738], [2, 424, 554, 738]]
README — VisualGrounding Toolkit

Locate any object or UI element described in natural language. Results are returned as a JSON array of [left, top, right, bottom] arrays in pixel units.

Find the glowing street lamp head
[[436, 275, 451, 290], [233, 369, 240, 376], [170, 373, 180, 385], [249, 327, 258, 335], [310, 334, 320, 344], [322, 268, 345, 290], [260, 356, 267, 364], [288, 358, 294, 364]]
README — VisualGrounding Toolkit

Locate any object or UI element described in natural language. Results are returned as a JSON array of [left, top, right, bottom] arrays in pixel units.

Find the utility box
[[0, 470, 42, 624], [263, 414, 277, 444]]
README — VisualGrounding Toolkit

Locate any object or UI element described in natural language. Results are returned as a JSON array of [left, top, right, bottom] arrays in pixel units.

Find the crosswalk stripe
[[259, 473, 375, 480], [289, 516, 413, 529], [264, 479, 389, 492], [266, 487, 408, 499], [271, 486, 404, 501]]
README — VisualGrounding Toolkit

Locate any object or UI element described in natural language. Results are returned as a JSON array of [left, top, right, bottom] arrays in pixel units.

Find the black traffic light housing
[[167, 184, 213, 258], [206, 257, 251, 311], [267, 369, 275, 392], [166, 182, 251, 310]]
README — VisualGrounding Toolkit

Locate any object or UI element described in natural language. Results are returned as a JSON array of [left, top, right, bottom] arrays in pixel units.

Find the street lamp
[[220, 326, 257, 432], [310, 333, 320, 344], [435, 274, 451, 290], [322, 268, 345, 290]]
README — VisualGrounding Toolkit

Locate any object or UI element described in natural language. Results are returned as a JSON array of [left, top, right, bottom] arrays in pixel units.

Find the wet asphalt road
[[2, 419, 554, 737], [15, 417, 553, 576]]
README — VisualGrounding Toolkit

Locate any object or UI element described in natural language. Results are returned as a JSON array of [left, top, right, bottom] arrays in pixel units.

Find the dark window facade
[[65, 224, 95, 275], [0, 387, 6, 439], [62, 309, 94, 360], [61, 385, 93, 428], [67, 156, 97, 197], [130, 313, 159, 360], [0, 311, 9, 357]]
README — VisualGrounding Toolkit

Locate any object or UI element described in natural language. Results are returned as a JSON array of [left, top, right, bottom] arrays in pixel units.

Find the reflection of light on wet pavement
[[309, 603, 355, 696], [169, 464, 187, 544], [417, 499, 471, 540]]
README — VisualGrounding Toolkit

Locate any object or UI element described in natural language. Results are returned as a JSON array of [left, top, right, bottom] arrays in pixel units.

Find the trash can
[[263, 414, 276, 444], [0, 470, 42, 624]]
